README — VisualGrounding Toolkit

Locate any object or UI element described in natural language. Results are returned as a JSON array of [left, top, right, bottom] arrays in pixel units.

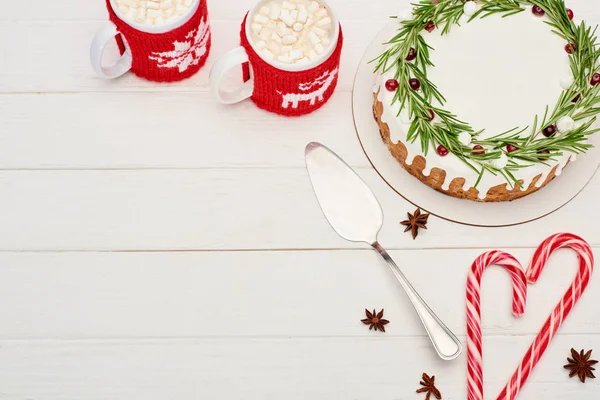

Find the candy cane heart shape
[[466, 251, 528, 400], [498, 233, 594, 400]]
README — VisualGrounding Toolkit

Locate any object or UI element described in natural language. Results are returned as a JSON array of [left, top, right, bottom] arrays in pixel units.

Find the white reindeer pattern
[[278, 68, 339, 109]]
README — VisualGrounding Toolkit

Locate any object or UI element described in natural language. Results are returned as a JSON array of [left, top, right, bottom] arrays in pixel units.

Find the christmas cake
[[372, 0, 600, 202]]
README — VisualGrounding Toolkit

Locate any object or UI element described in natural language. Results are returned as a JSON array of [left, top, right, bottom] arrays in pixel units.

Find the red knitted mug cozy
[[240, 14, 343, 117], [106, 0, 211, 82]]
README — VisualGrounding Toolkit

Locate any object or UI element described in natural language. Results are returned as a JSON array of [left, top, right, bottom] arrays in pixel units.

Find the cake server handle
[[372, 242, 462, 360]]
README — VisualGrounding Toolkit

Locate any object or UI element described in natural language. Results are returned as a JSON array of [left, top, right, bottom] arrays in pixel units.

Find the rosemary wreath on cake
[[373, 0, 600, 188]]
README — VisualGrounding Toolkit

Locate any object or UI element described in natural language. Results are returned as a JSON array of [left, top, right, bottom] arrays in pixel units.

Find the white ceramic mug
[[90, 0, 211, 82], [209, 1, 343, 116]]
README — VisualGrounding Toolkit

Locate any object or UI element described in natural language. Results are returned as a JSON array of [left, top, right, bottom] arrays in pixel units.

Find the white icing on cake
[[375, 9, 581, 199]]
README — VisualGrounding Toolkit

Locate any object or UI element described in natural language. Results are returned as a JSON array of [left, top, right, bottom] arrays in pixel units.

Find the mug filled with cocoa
[[91, 0, 211, 82], [210, 0, 343, 116]]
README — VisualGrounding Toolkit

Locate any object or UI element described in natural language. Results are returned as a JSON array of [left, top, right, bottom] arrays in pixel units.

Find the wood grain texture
[[0, 248, 597, 339], [0, 169, 597, 251], [0, 335, 597, 400], [0, 0, 599, 398]]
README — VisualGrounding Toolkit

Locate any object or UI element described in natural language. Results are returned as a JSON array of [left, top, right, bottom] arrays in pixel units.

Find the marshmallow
[[282, 35, 298, 44], [248, 0, 335, 66], [312, 26, 326, 37], [317, 17, 331, 27], [280, 10, 295, 26], [308, 31, 321, 45], [278, 55, 293, 63], [269, 5, 281, 20], [252, 23, 263, 33], [297, 9, 308, 23], [308, 1, 319, 13], [268, 41, 281, 54], [254, 14, 269, 24], [290, 49, 303, 59], [315, 8, 328, 18], [262, 49, 276, 59], [259, 29, 271, 41], [114, 0, 197, 24], [147, 9, 161, 17], [256, 40, 267, 50], [277, 27, 293, 36]]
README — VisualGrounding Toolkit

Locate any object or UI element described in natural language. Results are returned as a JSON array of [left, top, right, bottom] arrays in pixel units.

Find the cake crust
[[372, 91, 567, 202]]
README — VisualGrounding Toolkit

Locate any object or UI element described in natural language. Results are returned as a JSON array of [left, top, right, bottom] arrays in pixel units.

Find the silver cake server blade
[[305, 142, 462, 360]]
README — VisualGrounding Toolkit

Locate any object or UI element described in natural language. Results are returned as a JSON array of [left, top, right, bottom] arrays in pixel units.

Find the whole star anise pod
[[401, 208, 430, 240], [416, 373, 442, 400], [564, 348, 597, 382], [361, 308, 389, 332]]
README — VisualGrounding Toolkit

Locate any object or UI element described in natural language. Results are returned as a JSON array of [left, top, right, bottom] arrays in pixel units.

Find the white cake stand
[[352, 21, 600, 227]]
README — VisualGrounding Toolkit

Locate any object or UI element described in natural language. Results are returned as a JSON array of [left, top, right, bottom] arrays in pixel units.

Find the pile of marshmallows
[[114, 0, 194, 25], [250, 0, 335, 65]]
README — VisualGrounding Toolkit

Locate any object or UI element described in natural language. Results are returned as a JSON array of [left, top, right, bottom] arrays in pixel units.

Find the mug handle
[[90, 21, 133, 79], [210, 47, 254, 104]]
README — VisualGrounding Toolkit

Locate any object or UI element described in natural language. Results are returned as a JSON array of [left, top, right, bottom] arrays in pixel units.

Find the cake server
[[305, 142, 462, 360]]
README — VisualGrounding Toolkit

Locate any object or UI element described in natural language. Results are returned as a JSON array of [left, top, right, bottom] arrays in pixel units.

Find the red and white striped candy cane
[[466, 250, 528, 400], [497, 233, 594, 400]]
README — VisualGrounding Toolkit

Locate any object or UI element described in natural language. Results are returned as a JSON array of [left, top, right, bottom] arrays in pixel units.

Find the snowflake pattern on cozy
[[278, 68, 339, 109], [149, 19, 210, 72]]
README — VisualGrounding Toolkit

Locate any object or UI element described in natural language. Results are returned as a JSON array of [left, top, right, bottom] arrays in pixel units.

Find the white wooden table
[[0, 0, 599, 398]]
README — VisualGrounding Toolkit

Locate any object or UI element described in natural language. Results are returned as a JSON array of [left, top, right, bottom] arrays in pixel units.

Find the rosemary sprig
[[371, 0, 600, 188]]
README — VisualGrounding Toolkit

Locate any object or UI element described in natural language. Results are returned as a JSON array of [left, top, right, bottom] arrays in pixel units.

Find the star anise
[[401, 208, 430, 240], [564, 348, 597, 382], [360, 308, 389, 332], [416, 373, 442, 400]]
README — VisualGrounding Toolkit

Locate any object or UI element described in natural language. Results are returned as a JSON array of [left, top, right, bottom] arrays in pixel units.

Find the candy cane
[[466, 251, 528, 400], [497, 233, 594, 400]]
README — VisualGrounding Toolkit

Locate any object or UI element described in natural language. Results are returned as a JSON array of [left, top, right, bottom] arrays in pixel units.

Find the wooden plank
[[0, 169, 597, 251], [0, 0, 402, 22], [0, 335, 596, 399], [0, 248, 597, 338], [0, 92, 368, 169], [0, 20, 381, 93]]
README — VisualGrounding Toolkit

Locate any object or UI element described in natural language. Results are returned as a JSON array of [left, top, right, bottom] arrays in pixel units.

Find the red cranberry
[[427, 109, 435, 121], [409, 78, 421, 91], [506, 144, 519, 153], [538, 149, 550, 161], [385, 79, 399, 91], [566, 8, 574, 20], [425, 21, 436, 32], [405, 47, 417, 62], [565, 43, 576, 54], [592, 73, 600, 86], [437, 145, 449, 156], [572, 94, 581, 103], [472, 145, 485, 155], [432, 0, 439, 4], [532, 5, 545, 16], [542, 125, 557, 137]]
